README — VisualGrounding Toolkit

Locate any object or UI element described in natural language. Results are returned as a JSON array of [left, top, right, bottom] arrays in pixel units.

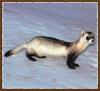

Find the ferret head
[[80, 31, 95, 46]]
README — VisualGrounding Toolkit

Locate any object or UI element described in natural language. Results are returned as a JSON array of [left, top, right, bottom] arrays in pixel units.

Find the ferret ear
[[81, 31, 86, 36]]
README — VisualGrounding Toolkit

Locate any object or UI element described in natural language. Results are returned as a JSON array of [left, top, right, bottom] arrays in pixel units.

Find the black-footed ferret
[[4, 31, 95, 69]]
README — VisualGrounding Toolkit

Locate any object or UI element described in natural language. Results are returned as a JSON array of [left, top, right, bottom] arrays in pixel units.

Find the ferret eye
[[91, 36, 95, 39], [86, 36, 90, 41]]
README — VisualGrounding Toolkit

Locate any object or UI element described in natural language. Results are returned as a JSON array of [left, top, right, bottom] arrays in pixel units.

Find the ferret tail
[[4, 44, 27, 57]]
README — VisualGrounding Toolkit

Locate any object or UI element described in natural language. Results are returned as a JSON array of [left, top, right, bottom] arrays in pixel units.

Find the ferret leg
[[26, 53, 37, 61], [73, 63, 79, 67], [67, 53, 78, 69]]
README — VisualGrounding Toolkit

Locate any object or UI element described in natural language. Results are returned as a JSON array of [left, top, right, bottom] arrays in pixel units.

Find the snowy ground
[[2, 2, 98, 89]]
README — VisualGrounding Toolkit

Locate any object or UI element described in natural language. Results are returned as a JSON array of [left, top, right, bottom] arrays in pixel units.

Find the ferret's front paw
[[74, 63, 79, 67]]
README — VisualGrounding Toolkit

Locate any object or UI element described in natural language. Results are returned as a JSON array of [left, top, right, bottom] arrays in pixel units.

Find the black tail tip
[[4, 50, 12, 57]]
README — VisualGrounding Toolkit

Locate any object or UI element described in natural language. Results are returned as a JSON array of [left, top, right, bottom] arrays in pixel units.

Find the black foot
[[26, 53, 37, 61], [28, 57, 37, 61], [74, 63, 79, 67], [67, 64, 76, 69]]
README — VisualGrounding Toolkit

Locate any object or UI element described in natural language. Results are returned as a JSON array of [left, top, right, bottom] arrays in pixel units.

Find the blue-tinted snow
[[2, 2, 98, 89]]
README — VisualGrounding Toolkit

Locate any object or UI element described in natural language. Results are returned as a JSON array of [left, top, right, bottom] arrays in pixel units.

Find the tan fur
[[75, 40, 88, 54]]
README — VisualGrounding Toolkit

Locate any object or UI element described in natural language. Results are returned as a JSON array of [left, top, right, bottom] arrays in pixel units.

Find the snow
[[2, 2, 98, 89]]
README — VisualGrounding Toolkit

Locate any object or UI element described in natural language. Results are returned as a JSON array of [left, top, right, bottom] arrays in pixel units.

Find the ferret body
[[4, 31, 95, 69]]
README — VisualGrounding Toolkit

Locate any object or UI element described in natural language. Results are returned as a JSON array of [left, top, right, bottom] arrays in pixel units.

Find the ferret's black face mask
[[86, 36, 95, 42]]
